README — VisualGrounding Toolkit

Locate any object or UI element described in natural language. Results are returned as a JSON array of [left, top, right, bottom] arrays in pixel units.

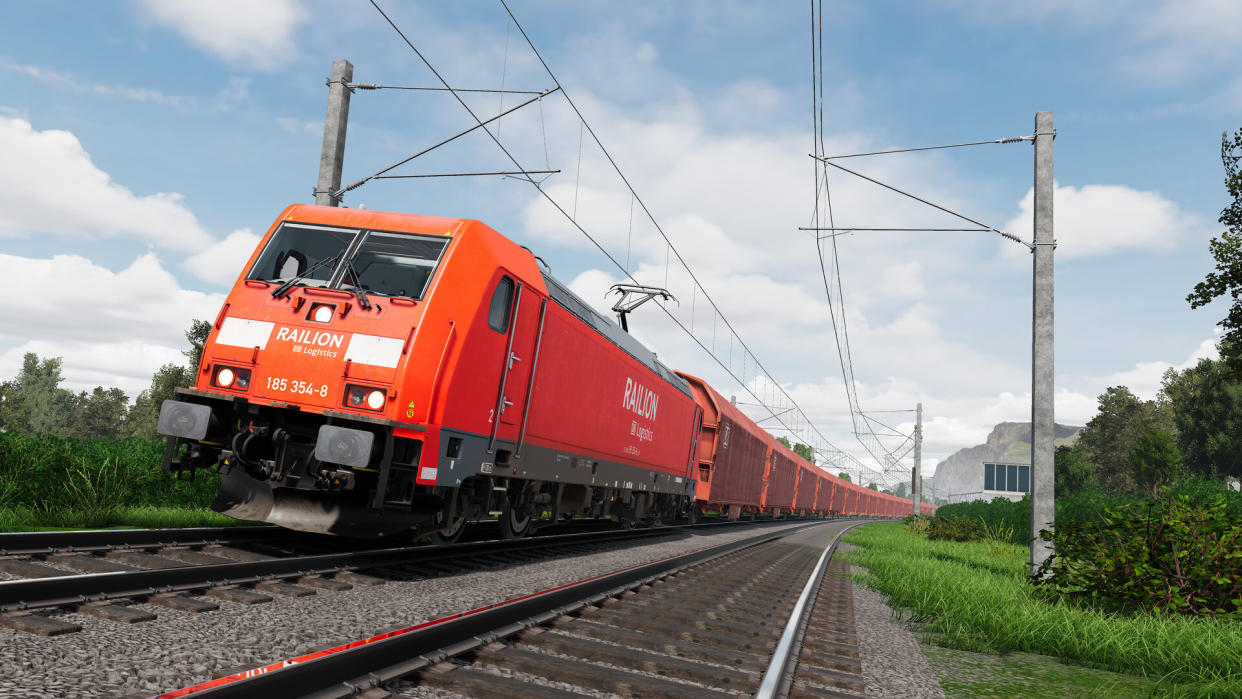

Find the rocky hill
[[933, 422, 1082, 503]]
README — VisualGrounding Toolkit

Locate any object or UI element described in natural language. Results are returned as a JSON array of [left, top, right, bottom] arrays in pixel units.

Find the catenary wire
[[333, 88, 558, 198], [821, 136, 1032, 159], [816, 157, 1033, 249], [493, 0, 877, 480]]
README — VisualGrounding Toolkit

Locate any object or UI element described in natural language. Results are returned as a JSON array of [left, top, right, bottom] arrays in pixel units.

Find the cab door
[[486, 274, 546, 454]]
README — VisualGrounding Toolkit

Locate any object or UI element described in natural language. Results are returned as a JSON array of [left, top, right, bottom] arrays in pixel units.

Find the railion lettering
[[622, 377, 659, 421], [275, 326, 345, 349]]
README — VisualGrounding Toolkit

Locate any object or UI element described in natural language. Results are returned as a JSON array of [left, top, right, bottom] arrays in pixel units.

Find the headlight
[[366, 389, 385, 410], [344, 383, 387, 412], [315, 425, 374, 468], [311, 304, 334, 323], [212, 365, 251, 391]]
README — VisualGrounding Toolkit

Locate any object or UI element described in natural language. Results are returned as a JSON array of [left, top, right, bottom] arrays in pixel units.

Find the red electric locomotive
[[158, 205, 701, 539]]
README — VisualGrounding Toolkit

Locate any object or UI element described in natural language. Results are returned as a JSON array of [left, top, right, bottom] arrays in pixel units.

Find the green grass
[[0, 431, 233, 531], [922, 646, 1188, 698], [0, 505, 255, 532], [842, 522, 1242, 697]]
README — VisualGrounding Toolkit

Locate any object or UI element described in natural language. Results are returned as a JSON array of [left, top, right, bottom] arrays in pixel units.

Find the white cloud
[[137, 0, 308, 70], [943, 0, 1242, 80], [185, 229, 262, 286], [0, 252, 224, 395], [1003, 181, 1199, 259], [0, 340, 186, 397], [0, 253, 223, 347], [1, 61, 191, 109], [1080, 335, 1220, 403], [879, 262, 925, 299], [0, 115, 213, 250], [499, 43, 1225, 484], [1131, 0, 1242, 78]]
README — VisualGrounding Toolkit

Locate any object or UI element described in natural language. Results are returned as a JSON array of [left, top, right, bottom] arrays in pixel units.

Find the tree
[[184, 319, 211, 373], [1187, 128, 1242, 370], [126, 364, 193, 438], [125, 319, 209, 438], [1076, 386, 1175, 494], [838, 472, 851, 483], [776, 436, 816, 464], [69, 386, 131, 439], [0, 353, 75, 435], [1161, 359, 1242, 480], [791, 443, 815, 464], [866, 482, 879, 491], [1054, 444, 1098, 495], [1129, 430, 1183, 494]]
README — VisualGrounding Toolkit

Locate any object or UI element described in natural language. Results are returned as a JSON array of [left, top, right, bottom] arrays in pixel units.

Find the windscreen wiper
[[342, 262, 373, 311], [271, 252, 343, 299]]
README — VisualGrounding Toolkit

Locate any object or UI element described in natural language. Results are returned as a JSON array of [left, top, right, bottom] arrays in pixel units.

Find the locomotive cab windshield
[[248, 222, 448, 300]]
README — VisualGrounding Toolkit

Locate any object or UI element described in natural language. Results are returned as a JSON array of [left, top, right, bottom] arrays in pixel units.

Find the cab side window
[[488, 276, 514, 332]]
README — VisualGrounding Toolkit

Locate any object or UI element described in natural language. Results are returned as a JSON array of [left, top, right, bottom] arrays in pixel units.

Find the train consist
[[157, 205, 933, 540]]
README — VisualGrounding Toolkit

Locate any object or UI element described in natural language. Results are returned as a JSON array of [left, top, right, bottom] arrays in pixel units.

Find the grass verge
[[842, 522, 1242, 698], [0, 505, 256, 532]]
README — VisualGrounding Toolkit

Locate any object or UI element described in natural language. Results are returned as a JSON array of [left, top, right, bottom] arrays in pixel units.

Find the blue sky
[[2, 0, 1239, 480]]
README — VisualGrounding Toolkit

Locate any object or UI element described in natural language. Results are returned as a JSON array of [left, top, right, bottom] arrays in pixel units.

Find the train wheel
[[428, 496, 467, 545], [499, 499, 532, 539]]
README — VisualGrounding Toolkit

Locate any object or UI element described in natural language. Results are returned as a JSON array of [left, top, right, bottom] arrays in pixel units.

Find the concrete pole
[[913, 402, 923, 514], [314, 59, 354, 206], [1030, 111, 1055, 576]]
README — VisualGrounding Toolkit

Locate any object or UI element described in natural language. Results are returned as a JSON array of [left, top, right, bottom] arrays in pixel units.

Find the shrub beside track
[[0, 432, 226, 530], [844, 522, 1242, 697]]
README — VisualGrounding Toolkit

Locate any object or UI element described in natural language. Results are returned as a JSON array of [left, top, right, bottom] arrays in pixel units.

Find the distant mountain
[[933, 422, 1083, 503]]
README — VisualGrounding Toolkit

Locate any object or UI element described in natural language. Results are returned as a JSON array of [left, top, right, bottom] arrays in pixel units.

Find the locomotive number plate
[[266, 376, 329, 398]]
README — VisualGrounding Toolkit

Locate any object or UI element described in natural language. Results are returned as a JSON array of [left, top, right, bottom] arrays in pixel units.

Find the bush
[[1035, 490, 1242, 620], [978, 517, 1016, 558], [931, 477, 1242, 548], [903, 513, 930, 536], [927, 515, 984, 542], [0, 431, 220, 528], [844, 523, 1242, 695], [934, 497, 1028, 543]]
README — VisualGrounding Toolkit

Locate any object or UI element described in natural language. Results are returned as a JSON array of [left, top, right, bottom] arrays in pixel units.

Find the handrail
[[426, 321, 456, 424], [488, 283, 523, 453], [515, 298, 548, 458]]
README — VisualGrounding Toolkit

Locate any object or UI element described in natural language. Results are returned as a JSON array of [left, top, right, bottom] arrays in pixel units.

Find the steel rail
[[0, 526, 285, 556], [756, 520, 870, 698], [175, 521, 830, 698], [0, 526, 684, 613], [0, 518, 794, 613]]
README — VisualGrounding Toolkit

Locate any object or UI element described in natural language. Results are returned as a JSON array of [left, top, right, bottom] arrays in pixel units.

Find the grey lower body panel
[[435, 427, 695, 498]]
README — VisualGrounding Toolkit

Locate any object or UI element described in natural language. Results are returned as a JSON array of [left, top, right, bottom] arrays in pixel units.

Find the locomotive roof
[[276, 205, 691, 398], [540, 272, 692, 399]]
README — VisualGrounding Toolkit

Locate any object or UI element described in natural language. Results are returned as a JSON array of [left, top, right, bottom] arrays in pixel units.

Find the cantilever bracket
[[608, 284, 675, 333]]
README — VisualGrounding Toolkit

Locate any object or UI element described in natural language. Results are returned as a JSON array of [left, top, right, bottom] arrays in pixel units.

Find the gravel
[[0, 521, 818, 698], [839, 541, 945, 699]]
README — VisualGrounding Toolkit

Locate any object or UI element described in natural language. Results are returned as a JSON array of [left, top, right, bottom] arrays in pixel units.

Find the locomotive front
[[158, 206, 456, 537]]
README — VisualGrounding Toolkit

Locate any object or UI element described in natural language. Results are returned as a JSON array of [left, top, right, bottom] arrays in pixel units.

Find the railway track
[[164, 519, 871, 698], [0, 518, 796, 637]]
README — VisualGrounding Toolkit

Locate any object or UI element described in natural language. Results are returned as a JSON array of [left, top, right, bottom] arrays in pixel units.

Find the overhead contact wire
[[496, 0, 873, 477]]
